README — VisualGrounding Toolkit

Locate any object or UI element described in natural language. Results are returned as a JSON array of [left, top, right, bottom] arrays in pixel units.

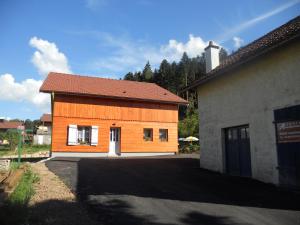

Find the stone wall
[[0, 159, 10, 171]]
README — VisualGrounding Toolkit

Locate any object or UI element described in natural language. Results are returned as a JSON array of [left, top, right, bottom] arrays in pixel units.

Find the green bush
[[179, 142, 200, 153], [178, 98, 199, 140], [0, 130, 20, 151], [0, 131, 6, 141]]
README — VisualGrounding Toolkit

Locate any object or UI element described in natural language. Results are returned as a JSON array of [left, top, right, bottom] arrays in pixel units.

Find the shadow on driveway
[[45, 157, 300, 225]]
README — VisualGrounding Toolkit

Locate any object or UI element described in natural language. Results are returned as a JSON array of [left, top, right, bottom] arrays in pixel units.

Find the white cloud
[[217, 0, 300, 43], [161, 34, 208, 61], [0, 116, 11, 121], [89, 33, 210, 74], [29, 37, 72, 77], [0, 73, 50, 112], [233, 36, 244, 49], [0, 37, 72, 115]]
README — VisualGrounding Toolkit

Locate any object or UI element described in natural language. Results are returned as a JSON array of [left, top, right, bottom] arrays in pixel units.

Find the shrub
[[6, 130, 20, 151], [179, 142, 200, 153]]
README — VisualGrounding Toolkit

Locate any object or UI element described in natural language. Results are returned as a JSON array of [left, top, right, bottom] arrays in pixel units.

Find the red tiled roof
[[184, 16, 300, 91], [40, 72, 188, 104], [0, 121, 24, 129], [40, 114, 52, 122]]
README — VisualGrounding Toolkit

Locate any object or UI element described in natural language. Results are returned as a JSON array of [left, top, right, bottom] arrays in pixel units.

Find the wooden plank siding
[[52, 94, 179, 153], [54, 95, 178, 123]]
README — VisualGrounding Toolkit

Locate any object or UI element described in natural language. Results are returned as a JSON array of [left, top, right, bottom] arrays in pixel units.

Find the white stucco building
[[185, 16, 300, 188]]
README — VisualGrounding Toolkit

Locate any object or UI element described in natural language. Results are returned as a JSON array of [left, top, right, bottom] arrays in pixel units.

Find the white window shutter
[[68, 124, 78, 145], [91, 126, 98, 146]]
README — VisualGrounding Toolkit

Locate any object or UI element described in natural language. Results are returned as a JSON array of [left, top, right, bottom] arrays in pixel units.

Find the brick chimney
[[205, 41, 220, 73]]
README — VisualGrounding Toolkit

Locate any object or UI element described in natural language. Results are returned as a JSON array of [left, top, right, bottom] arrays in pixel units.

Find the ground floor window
[[77, 126, 91, 145], [143, 128, 153, 141], [159, 129, 168, 142], [68, 125, 98, 146]]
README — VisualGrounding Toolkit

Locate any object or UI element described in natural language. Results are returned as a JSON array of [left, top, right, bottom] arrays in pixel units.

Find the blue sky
[[0, 0, 299, 120]]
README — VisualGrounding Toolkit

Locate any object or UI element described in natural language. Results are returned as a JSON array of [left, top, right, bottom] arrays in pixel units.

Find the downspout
[[50, 92, 55, 157]]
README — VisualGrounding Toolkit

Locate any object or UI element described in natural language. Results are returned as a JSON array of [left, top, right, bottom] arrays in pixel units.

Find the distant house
[[40, 72, 187, 157], [184, 16, 300, 188], [34, 113, 52, 145], [0, 118, 24, 132], [38, 113, 52, 134]]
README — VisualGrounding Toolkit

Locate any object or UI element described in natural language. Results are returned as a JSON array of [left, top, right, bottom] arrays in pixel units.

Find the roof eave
[[181, 30, 300, 93], [40, 90, 188, 105]]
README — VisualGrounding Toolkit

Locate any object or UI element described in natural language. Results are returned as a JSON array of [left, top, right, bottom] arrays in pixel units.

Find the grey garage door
[[225, 125, 252, 177], [274, 104, 300, 189]]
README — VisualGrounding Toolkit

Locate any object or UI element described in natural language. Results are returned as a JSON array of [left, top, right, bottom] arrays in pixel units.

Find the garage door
[[274, 105, 300, 189], [225, 125, 252, 177]]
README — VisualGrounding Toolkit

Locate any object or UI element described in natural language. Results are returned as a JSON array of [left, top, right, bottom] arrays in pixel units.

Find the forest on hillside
[[123, 48, 228, 138]]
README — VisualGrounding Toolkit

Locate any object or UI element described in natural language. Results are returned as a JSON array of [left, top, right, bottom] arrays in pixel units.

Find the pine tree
[[124, 72, 135, 81], [134, 71, 142, 81], [122, 48, 228, 102], [142, 61, 153, 81], [156, 59, 170, 88], [194, 54, 206, 80], [179, 52, 190, 87], [219, 48, 228, 63]]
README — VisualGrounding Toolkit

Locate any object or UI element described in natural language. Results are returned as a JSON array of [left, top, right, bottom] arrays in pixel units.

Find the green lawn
[[0, 144, 50, 157]]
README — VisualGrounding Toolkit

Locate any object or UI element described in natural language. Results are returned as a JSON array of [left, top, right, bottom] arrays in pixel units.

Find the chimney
[[205, 41, 220, 73]]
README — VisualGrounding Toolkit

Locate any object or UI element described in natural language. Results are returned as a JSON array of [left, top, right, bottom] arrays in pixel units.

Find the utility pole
[[17, 129, 23, 166]]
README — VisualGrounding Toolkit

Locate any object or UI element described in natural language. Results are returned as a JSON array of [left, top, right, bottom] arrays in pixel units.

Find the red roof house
[[40, 72, 187, 157]]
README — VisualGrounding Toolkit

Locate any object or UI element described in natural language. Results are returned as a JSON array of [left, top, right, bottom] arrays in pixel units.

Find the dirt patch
[[28, 162, 97, 225]]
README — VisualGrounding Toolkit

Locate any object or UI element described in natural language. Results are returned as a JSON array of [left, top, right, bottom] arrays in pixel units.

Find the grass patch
[[0, 145, 15, 157], [9, 168, 39, 205], [10, 160, 23, 171], [0, 167, 39, 225], [0, 144, 50, 157], [23, 144, 50, 154]]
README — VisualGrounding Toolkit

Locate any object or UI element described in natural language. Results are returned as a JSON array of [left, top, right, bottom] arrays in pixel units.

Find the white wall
[[33, 134, 51, 145], [197, 41, 300, 185]]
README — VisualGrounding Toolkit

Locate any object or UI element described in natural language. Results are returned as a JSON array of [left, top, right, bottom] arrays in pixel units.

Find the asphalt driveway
[[46, 156, 300, 225]]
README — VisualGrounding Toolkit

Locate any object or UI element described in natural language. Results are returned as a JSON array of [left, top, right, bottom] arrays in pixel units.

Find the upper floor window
[[143, 128, 153, 141], [159, 129, 168, 142]]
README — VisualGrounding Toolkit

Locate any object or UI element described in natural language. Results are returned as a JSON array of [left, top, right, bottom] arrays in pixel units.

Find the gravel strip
[[28, 163, 97, 225]]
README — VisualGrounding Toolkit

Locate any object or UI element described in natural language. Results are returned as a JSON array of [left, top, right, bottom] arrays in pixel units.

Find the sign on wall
[[277, 120, 300, 143]]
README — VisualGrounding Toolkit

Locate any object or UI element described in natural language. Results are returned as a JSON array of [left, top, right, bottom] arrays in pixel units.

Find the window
[[232, 129, 238, 140], [159, 129, 168, 142], [68, 125, 98, 146], [241, 127, 249, 139], [143, 128, 153, 141], [77, 126, 91, 145]]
